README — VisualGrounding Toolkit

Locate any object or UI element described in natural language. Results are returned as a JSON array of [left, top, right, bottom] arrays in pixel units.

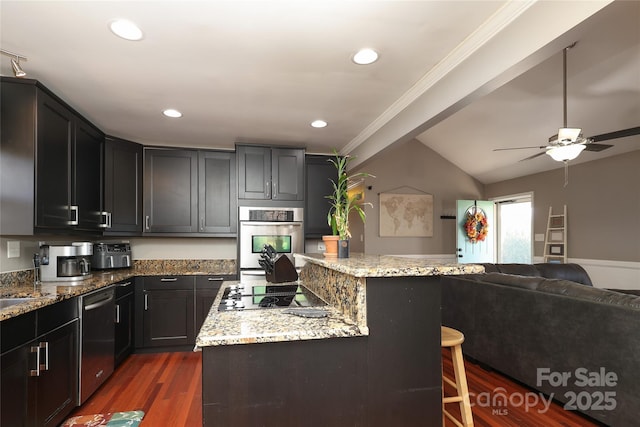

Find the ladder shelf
[[543, 205, 567, 263]]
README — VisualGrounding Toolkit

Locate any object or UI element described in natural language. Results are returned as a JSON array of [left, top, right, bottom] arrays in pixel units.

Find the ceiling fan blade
[[583, 143, 613, 152], [493, 146, 546, 152], [519, 151, 547, 161], [589, 126, 640, 142]]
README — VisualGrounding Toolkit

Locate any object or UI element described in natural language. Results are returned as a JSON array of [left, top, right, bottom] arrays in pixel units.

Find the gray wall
[[485, 150, 640, 262], [356, 139, 484, 255]]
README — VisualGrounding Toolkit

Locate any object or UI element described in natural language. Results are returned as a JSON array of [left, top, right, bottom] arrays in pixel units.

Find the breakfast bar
[[197, 254, 483, 427]]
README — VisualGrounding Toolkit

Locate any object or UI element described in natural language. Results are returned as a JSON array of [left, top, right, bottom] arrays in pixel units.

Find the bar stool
[[441, 326, 474, 427]]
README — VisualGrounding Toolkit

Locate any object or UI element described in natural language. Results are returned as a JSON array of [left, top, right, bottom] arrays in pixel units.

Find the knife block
[[266, 255, 299, 283]]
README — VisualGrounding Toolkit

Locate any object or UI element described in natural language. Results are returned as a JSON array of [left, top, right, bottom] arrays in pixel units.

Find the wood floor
[[70, 350, 604, 427]]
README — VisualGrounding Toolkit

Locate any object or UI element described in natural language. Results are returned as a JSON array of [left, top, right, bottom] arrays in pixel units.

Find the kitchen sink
[[0, 298, 35, 309]]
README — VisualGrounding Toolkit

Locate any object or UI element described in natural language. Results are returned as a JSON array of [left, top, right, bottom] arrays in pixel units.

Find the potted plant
[[324, 150, 373, 258]]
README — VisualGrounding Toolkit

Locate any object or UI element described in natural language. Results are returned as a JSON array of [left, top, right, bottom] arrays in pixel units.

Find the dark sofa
[[441, 263, 640, 426]]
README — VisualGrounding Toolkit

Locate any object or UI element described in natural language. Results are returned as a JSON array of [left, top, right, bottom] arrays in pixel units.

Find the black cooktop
[[218, 282, 326, 311]]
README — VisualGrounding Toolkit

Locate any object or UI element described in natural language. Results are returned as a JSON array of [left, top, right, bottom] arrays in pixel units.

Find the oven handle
[[240, 222, 303, 227]]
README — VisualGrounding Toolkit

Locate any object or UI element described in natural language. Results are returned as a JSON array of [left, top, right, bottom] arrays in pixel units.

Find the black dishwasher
[[78, 286, 115, 404]]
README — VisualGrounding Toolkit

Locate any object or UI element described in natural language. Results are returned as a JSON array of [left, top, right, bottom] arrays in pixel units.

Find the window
[[493, 194, 532, 263]]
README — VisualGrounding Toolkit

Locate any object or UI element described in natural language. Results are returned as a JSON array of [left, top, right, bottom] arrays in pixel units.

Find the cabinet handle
[[160, 277, 178, 282], [200, 218, 204, 231], [99, 211, 112, 228], [118, 281, 132, 287], [265, 181, 271, 198], [144, 292, 148, 311], [145, 215, 150, 230], [115, 304, 121, 324], [69, 205, 79, 226], [30, 345, 41, 377], [207, 277, 223, 281], [272, 181, 277, 198], [39, 341, 49, 371]]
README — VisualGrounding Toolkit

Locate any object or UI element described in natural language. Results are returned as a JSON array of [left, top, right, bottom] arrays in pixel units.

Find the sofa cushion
[[534, 263, 593, 286], [537, 279, 640, 309], [481, 273, 546, 290]]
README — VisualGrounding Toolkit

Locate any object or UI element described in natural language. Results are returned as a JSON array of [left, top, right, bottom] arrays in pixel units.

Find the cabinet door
[[74, 117, 104, 230], [36, 90, 73, 228], [104, 137, 143, 234], [305, 155, 335, 237], [195, 276, 225, 331], [0, 343, 35, 426], [115, 291, 134, 366], [198, 151, 237, 233], [35, 320, 79, 427], [141, 276, 196, 348], [144, 149, 198, 232], [272, 148, 304, 201], [237, 145, 271, 200]]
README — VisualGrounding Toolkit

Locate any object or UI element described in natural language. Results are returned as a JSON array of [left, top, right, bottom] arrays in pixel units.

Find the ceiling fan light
[[546, 144, 586, 162], [557, 127, 582, 143]]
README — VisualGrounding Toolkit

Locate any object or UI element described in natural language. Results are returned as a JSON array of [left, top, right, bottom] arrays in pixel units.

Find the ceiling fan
[[494, 42, 640, 163]]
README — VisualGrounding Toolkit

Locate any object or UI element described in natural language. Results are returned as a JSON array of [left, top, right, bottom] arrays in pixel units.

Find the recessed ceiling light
[[352, 48, 378, 65], [110, 19, 143, 41], [163, 109, 182, 118], [311, 120, 328, 128]]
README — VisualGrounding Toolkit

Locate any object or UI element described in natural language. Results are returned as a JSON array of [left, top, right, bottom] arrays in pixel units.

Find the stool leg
[[451, 345, 473, 426]]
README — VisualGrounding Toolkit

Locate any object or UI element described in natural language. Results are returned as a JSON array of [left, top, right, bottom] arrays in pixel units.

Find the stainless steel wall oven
[[239, 206, 303, 281]]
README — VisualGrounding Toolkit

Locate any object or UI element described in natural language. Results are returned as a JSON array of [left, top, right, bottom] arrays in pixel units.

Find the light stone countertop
[[1, 260, 235, 321], [195, 280, 366, 348], [294, 252, 485, 277]]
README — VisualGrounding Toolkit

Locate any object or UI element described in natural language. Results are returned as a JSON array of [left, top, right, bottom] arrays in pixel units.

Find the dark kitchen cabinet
[[0, 77, 104, 234], [143, 148, 236, 235], [237, 145, 305, 201], [137, 276, 196, 349], [305, 155, 336, 237], [104, 136, 143, 234], [0, 299, 79, 427], [114, 279, 135, 367], [144, 148, 198, 233], [195, 275, 234, 331], [198, 151, 237, 233]]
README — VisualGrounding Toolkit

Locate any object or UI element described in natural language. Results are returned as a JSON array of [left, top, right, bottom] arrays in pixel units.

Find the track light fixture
[[1, 49, 28, 78]]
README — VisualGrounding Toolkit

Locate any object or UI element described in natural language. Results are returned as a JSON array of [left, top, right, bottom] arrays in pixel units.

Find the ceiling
[[1, 1, 638, 184]]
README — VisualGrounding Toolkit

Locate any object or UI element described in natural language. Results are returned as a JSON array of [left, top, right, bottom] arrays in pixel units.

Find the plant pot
[[322, 235, 339, 258], [338, 239, 350, 258]]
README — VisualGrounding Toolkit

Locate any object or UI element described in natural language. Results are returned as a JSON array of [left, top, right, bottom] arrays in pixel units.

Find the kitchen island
[[197, 253, 483, 427]]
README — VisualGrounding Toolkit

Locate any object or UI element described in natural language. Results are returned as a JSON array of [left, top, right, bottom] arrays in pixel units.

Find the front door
[[456, 200, 495, 263]]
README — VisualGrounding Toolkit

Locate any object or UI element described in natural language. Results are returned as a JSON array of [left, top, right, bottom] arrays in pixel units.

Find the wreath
[[464, 207, 488, 243]]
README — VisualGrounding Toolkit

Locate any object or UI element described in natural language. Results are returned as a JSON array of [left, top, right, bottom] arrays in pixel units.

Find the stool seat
[[441, 326, 473, 427], [441, 326, 464, 347]]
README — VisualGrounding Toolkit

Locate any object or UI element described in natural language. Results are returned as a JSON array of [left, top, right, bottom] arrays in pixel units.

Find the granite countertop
[[294, 253, 485, 277], [1, 261, 235, 321], [195, 280, 366, 348]]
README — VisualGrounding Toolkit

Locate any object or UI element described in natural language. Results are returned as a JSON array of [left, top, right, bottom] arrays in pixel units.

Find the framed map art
[[379, 193, 433, 237]]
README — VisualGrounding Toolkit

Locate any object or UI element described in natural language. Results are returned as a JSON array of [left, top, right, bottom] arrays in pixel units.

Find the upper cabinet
[[143, 148, 236, 235], [305, 155, 336, 238], [199, 151, 237, 233], [236, 145, 304, 201], [104, 136, 143, 234], [0, 77, 104, 235]]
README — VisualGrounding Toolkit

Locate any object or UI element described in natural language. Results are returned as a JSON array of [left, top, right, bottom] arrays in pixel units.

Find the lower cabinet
[[114, 279, 135, 367], [0, 300, 79, 427], [139, 276, 196, 348], [135, 275, 233, 351], [196, 276, 224, 331]]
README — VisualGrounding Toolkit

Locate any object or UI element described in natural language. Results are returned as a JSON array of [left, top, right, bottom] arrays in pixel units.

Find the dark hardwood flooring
[[69, 350, 603, 426]]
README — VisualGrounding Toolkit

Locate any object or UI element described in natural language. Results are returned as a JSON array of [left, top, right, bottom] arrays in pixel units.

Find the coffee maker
[[39, 242, 93, 282]]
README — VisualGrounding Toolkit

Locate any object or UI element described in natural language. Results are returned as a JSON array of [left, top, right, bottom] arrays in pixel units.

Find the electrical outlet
[[7, 241, 20, 258], [317, 242, 326, 251]]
